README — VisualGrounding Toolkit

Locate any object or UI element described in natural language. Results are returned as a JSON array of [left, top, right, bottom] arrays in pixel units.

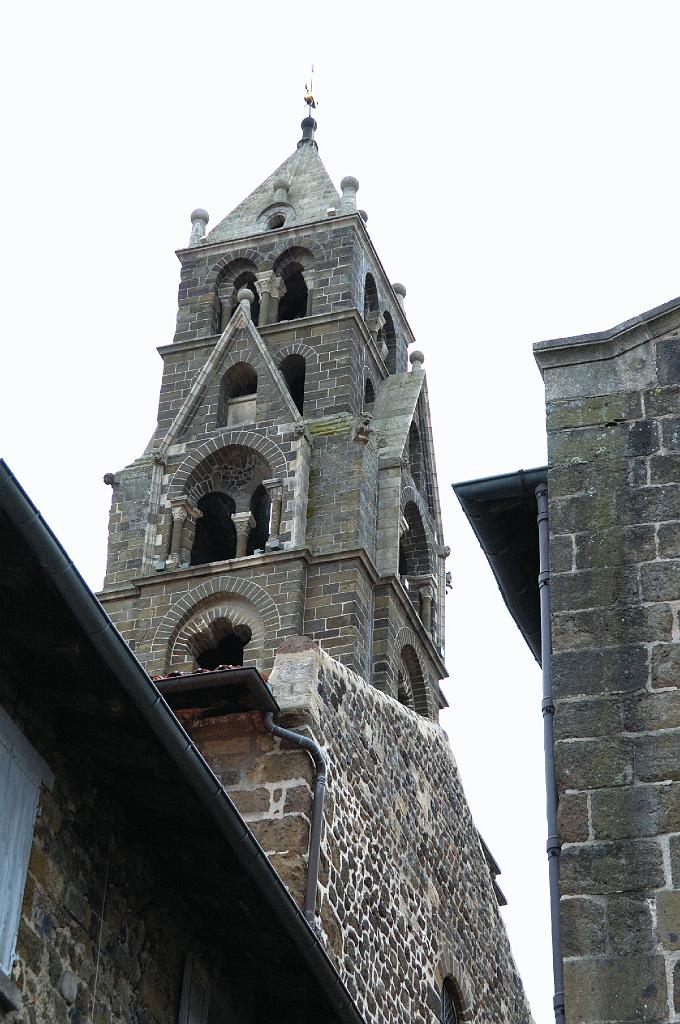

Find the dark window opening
[[196, 625, 252, 670], [364, 272, 378, 319], [383, 310, 397, 373], [278, 266, 308, 321], [409, 421, 423, 490], [441, 979, 461, 1024], [280, 354, 306, 414], [217, 362, 257, 427], [364, 379, 375, 407], [398, 539, 408, 579], [229, 272, 260, 326], [247, 484, 271, 555], [191, 493, 236, 565], [268, 213, 286, 229]]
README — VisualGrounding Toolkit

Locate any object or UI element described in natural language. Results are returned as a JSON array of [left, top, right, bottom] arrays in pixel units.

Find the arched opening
[[247, 484, 271, 555], [196, 623, 252, 669], [280, 354, 306, 414], [400, 644, 430, 718], [397, 669, 415, 710], [364, 379, 375, 408], [409, 421, 423, 490], [217, 362, 257, 427], [383, 311, 397, 373], [191, 493, 236, 566], [400, 502, 430, 578], [227, 272, 260, 326], [441, 978, 464, 1024], [363, 273, 378, 320], [278, 264, 308, 321], [268, 213, 286, 229]]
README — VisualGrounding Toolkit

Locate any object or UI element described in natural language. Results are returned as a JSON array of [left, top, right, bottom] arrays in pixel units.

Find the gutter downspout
[[0, 461, 364, 1024], [536, 482, 565, 1024], [263, 712, 326, 925]]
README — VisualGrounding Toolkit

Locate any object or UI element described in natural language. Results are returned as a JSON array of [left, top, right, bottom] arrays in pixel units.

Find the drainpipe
[[262, 712, 327, 926], [536, 482, 565, 1024]]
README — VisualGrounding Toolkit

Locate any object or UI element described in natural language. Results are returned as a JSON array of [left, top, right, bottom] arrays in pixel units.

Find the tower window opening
[[278, 264, 308, 321], [268, 213, 286, 229], [229, 272, 260, 326], [217, 362, 257, 427], [196, 624, 252, 669], [409, 421, 423, 491], [190, 492, 236, 566], [363, 272, 378, 320], [280, 354, 306, 414], [383, 310, 397, 373], [247, 484, 271, 555], [364, 379, 375, 408]]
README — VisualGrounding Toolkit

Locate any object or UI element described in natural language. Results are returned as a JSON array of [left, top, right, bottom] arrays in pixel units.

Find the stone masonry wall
[[208, 638, 530, 1024], [541, 316, 680, 1022], [0, 684, 252, 1024]]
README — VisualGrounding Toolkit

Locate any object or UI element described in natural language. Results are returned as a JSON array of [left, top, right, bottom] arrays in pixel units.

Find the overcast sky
[[3, 2, 680, 1020]]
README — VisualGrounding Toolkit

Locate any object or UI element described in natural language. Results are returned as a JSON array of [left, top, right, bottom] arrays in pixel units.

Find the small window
[[280, 354, 306, 414], [441, 978, 462, 1024], [267, 213, 286, 229], [364, 379, 375, 408], [0, 707, 54, 989]]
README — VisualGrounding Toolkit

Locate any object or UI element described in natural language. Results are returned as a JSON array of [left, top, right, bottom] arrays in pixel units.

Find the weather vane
[[304, 65, 317, 111]]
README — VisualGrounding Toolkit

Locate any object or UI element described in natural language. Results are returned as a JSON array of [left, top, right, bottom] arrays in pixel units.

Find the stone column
[[302, 270, 314, 317], [181, 504, 203, 564], [263, 478, 283, 550], [232, 512, 255, 558], [367, 311, 386, 349], [419, 582, 434, 633], [167, 504, 188, 567], [255, 271, 278, 326]]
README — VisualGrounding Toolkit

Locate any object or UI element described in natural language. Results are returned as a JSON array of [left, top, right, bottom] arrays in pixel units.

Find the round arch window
[[441, 978, 461, 1024], [268, 213, 286, 229]]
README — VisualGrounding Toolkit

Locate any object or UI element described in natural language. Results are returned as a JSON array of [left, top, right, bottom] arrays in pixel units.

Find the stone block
[[575, 525, 656, 569], [551, 566, 639, 612], [624, 691, 680, 732], [550, 535, 574, 573], [557, 792, 589, 843], [645, 385, 680, 417], [607, 895, 654, 955], [546, 393, 642, 430], [656, 889, 680, 950], [672, 835, 680, 885], [564, 954, 667, 1022], [640, 561, 680, 602], [629, 483, 680, 524], [656, 339, 680, 386], [552, 646, 648, 698], [554, 696, 623, 740], [591, 782, 680, 840], [560, 897, 605, 957], [657, 522, 680, 558], [248, 815, 309, 855], [555, 737, 632, 790], [649, 454, 680, 485], [661, 417, 680, 450], [651, 643, 680, 689], [635, 731, 680, 782], [560, 839, 665, 895]]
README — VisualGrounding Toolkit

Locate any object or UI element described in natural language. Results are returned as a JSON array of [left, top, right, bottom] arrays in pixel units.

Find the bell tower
[[99, 113, 448, 718]]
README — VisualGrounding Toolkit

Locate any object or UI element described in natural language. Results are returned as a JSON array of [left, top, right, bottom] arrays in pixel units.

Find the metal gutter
[[263, 713, 326, 924], [0, 460, 365, 1024], [535, 483, 565, 1024]]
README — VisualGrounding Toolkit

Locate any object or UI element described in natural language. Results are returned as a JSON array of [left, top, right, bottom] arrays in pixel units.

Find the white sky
[[3, 2, 680, 1020]]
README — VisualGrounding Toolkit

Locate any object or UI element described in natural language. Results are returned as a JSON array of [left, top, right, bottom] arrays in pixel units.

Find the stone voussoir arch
[[271, 236, 323, 269], [169, 431, 289, 502], [435, 955, 474, 1023], [401, 483, 435, 538], [276, 342, 316, 364], [394, 626, 433, 719], [150, 575, 280, 668], [206, 248, 267, 291]]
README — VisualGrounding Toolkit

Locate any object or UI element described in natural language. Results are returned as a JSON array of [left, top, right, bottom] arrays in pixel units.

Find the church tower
[[100, 114, 448, 719], [98, 112, 531, 1023]]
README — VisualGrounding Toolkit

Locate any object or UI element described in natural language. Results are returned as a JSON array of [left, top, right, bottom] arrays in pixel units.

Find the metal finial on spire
[[304, 64, 317, 111]]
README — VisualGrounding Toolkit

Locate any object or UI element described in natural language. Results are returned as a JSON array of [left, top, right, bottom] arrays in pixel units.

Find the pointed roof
[[204, 124, 341, 245]]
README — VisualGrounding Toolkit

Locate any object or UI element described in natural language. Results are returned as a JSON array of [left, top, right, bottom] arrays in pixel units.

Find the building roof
[[452, 468, 547, 664], [204, 128, 341, 245], [0, 459, 365, 1024]]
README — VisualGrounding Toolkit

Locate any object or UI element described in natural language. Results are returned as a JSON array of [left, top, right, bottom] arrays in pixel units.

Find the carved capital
[[262, 477, 283, 501]]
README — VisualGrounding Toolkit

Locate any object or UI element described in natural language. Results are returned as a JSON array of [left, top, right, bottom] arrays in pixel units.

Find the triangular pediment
[[203, 144, 341, 245], [157, 308, 302, 455]]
